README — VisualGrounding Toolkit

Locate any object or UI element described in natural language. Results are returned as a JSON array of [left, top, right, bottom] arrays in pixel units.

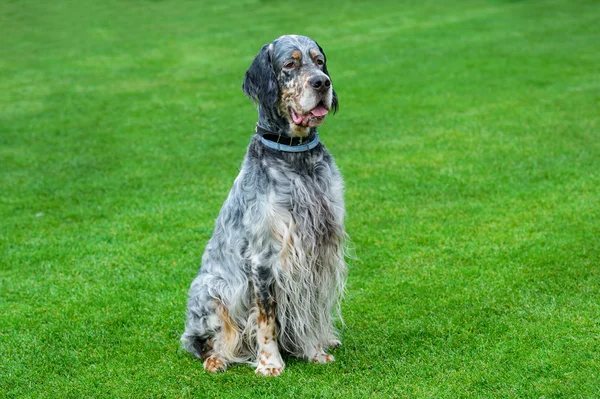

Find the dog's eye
[[316, 59, 324, 66], [283, 61, 296, 69]]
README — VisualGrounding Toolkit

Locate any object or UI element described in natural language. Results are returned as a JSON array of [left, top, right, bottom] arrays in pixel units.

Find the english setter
[[181, 35, 347, 376]]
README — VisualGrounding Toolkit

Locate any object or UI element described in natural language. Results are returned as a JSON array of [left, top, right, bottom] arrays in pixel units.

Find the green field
[[1, 0, 599, 397]]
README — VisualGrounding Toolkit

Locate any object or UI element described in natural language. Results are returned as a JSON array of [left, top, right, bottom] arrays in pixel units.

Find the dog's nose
[[310, 75, 331, 92]]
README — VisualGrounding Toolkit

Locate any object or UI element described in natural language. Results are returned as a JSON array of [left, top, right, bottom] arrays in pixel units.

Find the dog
[[181, 35, 347, 376]]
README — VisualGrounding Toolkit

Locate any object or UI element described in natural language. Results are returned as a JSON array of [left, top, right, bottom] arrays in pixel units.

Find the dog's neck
[[255, 124, 320, 153], [256, 106, 316, 139]]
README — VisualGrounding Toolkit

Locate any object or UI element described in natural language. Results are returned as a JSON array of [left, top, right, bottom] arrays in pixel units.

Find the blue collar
[[255, 124, 320, 153]]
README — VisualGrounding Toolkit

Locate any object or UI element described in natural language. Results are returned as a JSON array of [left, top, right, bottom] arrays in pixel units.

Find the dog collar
[[255, 124, 320, 153]]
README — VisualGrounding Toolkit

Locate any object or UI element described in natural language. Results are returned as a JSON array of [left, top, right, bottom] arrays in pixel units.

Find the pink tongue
[[291, 106, 329, 125], [310, 105, 329, 117], [291, 108, 304, 124]]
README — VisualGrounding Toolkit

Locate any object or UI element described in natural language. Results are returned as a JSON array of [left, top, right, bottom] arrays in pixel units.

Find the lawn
[[1, 0, 599, 397]]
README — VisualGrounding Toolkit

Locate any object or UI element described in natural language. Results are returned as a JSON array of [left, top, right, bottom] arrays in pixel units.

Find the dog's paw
[[328, 339, 342, 348], [255, 349, 284, 376], [312, 352, 335, 364], [204, 355, 227, 372], [308, 344, 336, 364], [255, 364, 284, 376]]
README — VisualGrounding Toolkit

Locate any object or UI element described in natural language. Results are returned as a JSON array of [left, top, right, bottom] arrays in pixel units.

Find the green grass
[[1, 0, 599, 397]]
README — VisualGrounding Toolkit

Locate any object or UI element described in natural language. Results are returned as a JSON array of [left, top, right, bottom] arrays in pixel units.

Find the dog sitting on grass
[[181, 35, 347, 376]]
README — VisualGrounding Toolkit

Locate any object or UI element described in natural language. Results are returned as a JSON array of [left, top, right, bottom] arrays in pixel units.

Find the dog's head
[[242, 35, 338, 137]]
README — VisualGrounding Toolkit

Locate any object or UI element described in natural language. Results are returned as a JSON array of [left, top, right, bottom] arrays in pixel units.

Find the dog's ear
[[242, 43, 279, 108], [316, 42, 331, 77], [331, 88, 339, 114], [316, 42, 339, 114]]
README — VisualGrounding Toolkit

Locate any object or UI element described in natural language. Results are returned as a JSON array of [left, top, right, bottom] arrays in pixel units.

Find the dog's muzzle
[[309, 75, 331, 94]]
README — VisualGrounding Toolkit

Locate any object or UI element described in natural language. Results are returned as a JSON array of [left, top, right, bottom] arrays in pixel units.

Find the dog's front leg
[[253, 265, 285, 376]]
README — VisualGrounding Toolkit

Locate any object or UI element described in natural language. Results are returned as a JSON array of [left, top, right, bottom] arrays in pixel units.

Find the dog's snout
[[309, 75, 331, 92]]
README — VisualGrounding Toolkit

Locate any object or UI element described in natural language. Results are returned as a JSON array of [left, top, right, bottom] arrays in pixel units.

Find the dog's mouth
[[289, 103, 329, 127]]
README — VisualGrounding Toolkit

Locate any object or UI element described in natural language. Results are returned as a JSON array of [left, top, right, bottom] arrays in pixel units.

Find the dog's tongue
[[291, 108, 304, 125], [291, 106, 329, 125], [310, 105, 329, 117]]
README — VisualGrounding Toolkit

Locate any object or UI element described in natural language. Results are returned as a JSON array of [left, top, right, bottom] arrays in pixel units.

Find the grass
[[1, 0, 599, 397]]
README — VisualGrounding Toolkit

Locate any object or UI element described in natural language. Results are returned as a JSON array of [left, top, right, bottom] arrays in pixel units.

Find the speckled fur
[[181, 35, 347, 375]]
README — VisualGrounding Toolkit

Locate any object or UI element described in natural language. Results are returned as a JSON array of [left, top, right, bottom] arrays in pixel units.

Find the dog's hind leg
[[182, 280, 243, 372], [182, 298, 245, 372], [181, 295, 221, 363], [208, 301, 245, 372]]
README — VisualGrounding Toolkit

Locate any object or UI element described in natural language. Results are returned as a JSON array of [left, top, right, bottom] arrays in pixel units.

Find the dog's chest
[[267, 157, 336, 208], [263, 156, 343, 250]]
